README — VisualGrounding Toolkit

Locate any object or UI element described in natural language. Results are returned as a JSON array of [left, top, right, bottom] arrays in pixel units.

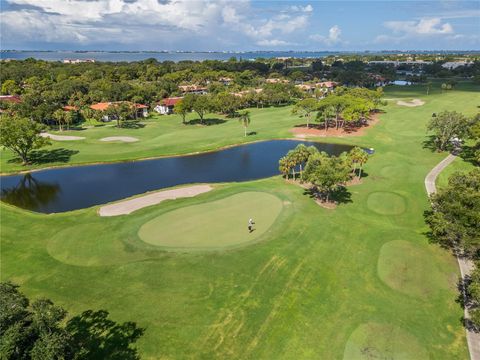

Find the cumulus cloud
[[221, 3, 310, 45], [310, 25, 342, 45], [384, 18, 454, 35], [1, 0, 310, 49], [256, 39, 291, 47]]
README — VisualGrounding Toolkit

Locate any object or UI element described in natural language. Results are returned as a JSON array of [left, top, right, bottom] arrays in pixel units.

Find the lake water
[[1, 51, 336, 62], [0, 140, 352, 213], [2, 50, 470, 63]]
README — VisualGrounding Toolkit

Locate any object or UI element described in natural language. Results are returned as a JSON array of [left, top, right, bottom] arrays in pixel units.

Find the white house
[[154, 97, 183, 115]]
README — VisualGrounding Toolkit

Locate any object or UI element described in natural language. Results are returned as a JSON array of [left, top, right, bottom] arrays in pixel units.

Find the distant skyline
[[1, 0, 479, 51]]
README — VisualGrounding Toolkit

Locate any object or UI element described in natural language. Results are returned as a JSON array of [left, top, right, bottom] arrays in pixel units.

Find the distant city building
[[368, 60, 432, 67], [441, 61, 472, 69], [63, 59, 96, 64]]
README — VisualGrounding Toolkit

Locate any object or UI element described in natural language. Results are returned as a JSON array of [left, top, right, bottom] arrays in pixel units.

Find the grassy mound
[[377, 240, 455, 298], [138, 191, 283, 250], [343, 322, 428, 360], [367, 191, 406, 215]]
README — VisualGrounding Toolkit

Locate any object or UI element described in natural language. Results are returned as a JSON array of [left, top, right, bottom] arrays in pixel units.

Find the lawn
[[1, 81, 479, 359], [1, 106, 303, 174]]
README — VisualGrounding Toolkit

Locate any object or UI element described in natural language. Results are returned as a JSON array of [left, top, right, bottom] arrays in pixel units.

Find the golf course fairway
[[138, 191, 283, 249]]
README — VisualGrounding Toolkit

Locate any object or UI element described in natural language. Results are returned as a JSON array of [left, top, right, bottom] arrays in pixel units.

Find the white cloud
[[2, 0, 309, 48], [256, 39, 291, 47], [384, 18, 454, 35], [310, 25, 342, 45], [289, 4, 313, 13], [221, 3, 310, 46]]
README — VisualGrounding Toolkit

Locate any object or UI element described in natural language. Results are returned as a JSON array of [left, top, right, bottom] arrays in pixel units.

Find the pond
[[0, 140, 353, 213]]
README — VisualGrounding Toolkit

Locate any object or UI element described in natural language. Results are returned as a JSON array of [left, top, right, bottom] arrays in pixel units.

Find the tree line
[[0, 282, 144, 359], [425, 111, 480, 329]]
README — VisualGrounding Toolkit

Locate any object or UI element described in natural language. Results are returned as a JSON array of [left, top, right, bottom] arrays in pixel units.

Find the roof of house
[[315, 81, 337, 88], [178, 85, 207, 92], [160, 97, 183, 106], [90, 101, 148, 111], [63, 105, 79, 111], [265, 78, 289, 84], [0, 95, 21, 103]]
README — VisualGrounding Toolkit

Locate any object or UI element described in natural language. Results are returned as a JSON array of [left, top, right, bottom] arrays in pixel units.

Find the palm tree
[[52, 109, 66, 131], [293, 144, 311, 180], [278, 156, 291, 180], [356, 149, 369, 179], [238, 110, 251, 137]]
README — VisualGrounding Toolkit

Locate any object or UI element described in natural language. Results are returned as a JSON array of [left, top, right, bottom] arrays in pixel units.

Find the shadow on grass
[[119, 121, 145, 129], [66, 309, 145, 360], [302, 185, 352, 205], [8, 148, 79, 165], [458, 145, 480, 166], [186, 118, 227, 126], [422, 135, 439, 152]]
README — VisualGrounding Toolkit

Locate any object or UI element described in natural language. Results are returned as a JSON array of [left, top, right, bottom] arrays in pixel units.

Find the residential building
[[154, 97, 183, 115]]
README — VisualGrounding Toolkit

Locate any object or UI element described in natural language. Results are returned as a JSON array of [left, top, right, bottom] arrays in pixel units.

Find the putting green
[[138, 191, 283, 249], [377, 240, 453, 298], [343, 322, 428, 360], [367, 191, 406, 215]]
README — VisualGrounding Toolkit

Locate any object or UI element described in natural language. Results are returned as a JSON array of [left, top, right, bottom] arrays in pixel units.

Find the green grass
[[1, 106, 303, 174], [436, 156, 476, 188], [138, 191, 283, 250], [343, 322, 429, 359], [1, 81, 479, 358]]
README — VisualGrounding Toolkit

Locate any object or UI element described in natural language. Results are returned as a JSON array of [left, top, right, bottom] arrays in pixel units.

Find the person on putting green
[[248, 218, 255, 232]]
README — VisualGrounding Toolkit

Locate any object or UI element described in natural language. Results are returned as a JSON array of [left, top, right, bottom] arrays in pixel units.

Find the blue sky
[[1, 0, 479, 51]]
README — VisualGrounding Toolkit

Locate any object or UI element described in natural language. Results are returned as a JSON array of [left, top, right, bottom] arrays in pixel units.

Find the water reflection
[[0, 140, 353, 213], [1, 174, 60, 211]]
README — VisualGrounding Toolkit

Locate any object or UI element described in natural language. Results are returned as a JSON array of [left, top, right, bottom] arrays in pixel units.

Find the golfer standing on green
[[248, 218, 255, 232]]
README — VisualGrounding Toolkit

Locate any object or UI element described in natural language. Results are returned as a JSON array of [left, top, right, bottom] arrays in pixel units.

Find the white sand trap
[[98, 185, 213, 216], [40, 133, 85, 141], [396, 99, 425, 107], [100, 136, 139, 143]]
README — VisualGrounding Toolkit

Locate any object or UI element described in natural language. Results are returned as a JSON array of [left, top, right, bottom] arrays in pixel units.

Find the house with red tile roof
[[90, 101, 148, 121], [0, 95, 22, 104], [178, 85, 207, 95], [154, 97, 183, 115]]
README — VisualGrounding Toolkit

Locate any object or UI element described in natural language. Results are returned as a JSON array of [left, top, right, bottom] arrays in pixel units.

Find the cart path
[[98, 184, 213, 216], [425, 154, 480, 360]]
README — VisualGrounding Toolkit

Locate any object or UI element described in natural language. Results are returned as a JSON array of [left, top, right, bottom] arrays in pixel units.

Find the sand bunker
[[100, 136, 139, 143], [40, 133, 85, 141], [98, 185, 213, 216], [396, 99, 425, 107]]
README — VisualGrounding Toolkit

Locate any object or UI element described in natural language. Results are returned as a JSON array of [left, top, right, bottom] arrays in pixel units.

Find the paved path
[[425, 154, 480, 360], [98, 185, 213, 216]]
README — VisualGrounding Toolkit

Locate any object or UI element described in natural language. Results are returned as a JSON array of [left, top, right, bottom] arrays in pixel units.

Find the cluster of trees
[[424, 169, 480, 327], [427, 111, 479, 154], [173, 83, 301, 124], [292, 87, 384, 130], [279, 144, 368, 202], [0, 282, 144, 359]]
